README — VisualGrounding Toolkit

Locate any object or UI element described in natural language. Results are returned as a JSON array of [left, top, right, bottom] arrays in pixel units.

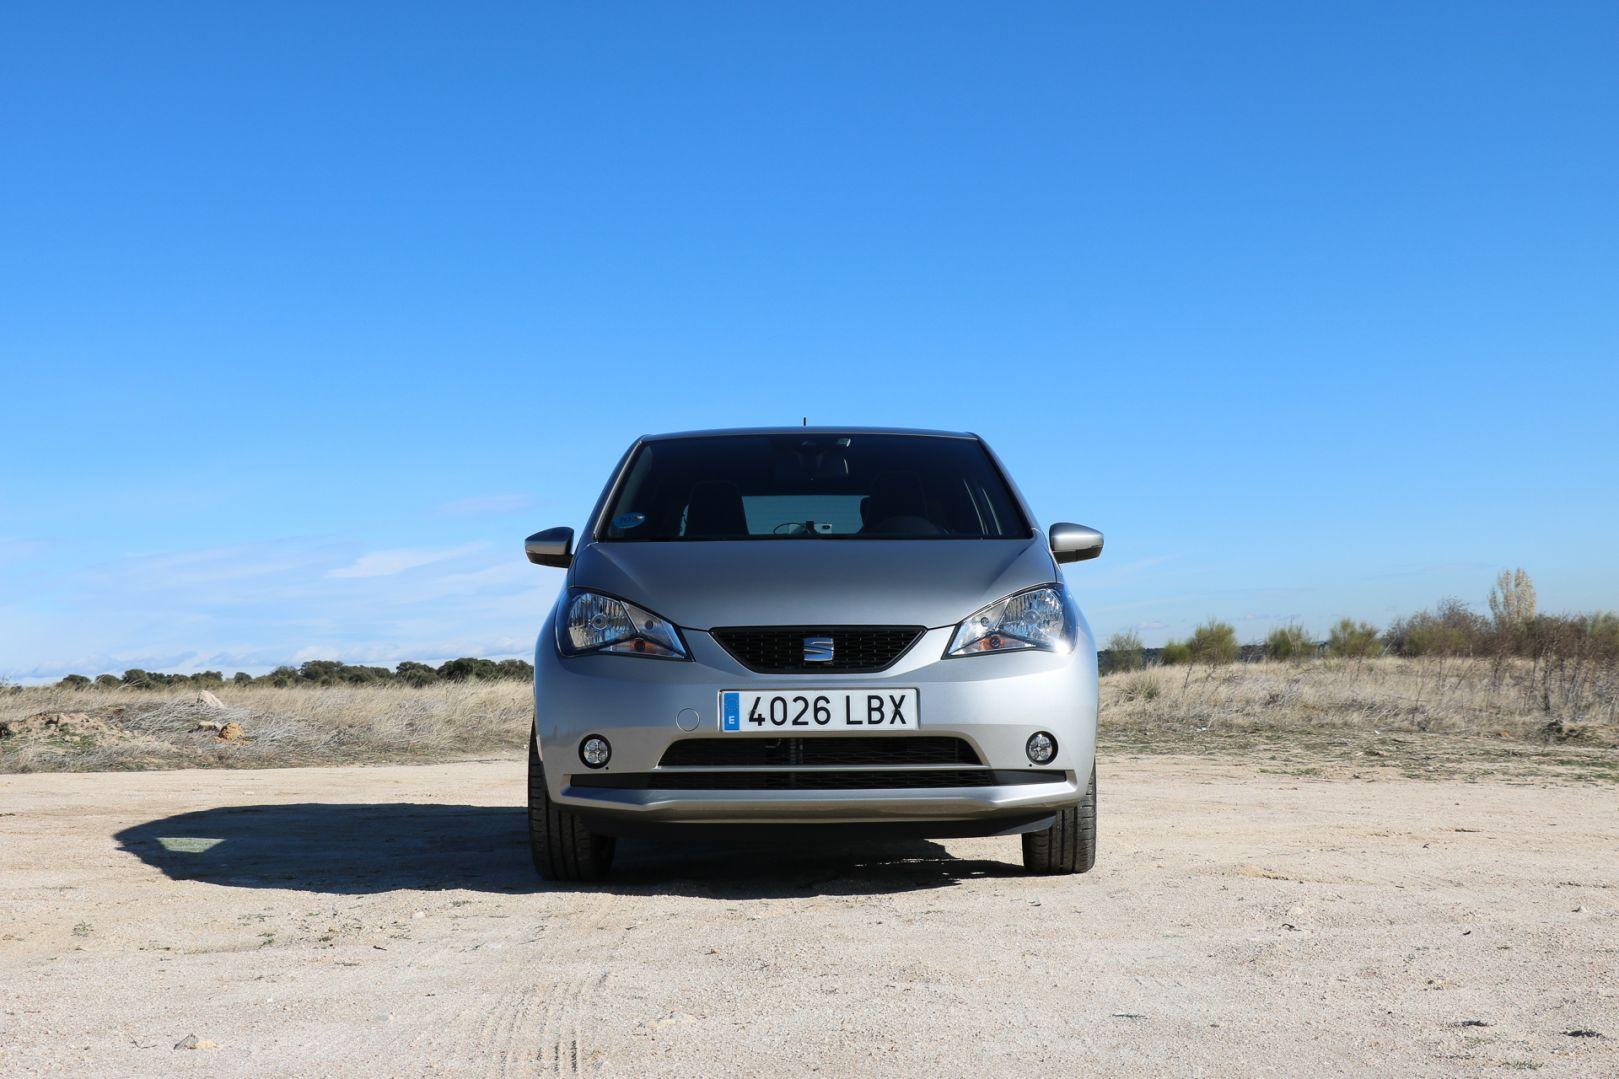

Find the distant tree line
[[45, 571, 1617, 689], [1099, 569, 1619, 673], [52, 657, 535, 690]]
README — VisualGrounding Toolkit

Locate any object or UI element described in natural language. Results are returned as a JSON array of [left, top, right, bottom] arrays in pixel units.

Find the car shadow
[[114, 802, 1026, 899]]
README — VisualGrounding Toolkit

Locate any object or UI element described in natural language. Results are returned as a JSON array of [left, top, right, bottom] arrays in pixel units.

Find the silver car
[[523, 428, 1103, 880]]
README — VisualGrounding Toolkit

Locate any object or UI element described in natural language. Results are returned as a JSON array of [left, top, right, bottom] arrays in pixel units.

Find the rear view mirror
[[524, 526, 574, 568], [1049, 522, 1103, 564]]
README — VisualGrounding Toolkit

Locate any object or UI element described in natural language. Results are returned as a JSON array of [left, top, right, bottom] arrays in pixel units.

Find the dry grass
[[0, 681, 533, 773], [3, 657, 1616, 779], [1102, 657, 1619, 782]]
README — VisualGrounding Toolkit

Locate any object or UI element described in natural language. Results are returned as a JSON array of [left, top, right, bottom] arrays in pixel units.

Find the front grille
[[660, 736, 981, 768], [572, 769, 1063, 791], [711, 626, 924, 674]]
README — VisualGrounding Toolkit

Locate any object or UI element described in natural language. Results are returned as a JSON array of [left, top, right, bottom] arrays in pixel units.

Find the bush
[[291, 660, 392, 686], [297, 660, 348, 686], [1521, 612, 1619, 665], [1265, 624, 1315, 662], [1187, 620, 1239, 666], [1119, 672, 1161, 701], [264, 665, 299, 688], [48, 656, 558, 691], [496, 658, 535, 681], [1386, 598, 1487, 657], [435, 657, 533, 683], [1159, 641, 1192, 666], [395, 661, 440, 687], [1327, 618, 1382, 658], [1584, 612, 1619, 660], [1103, 630, 1144, 674], [437, 657, 501, 683]]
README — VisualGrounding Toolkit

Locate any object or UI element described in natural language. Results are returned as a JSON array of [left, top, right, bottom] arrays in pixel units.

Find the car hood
[[568, 538, 1056, 630]]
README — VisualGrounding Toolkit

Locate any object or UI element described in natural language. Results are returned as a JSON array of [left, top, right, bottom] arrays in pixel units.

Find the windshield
[[598, 434, 1030, 541]]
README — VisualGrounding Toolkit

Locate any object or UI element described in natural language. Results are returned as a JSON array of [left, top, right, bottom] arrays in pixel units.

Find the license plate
[[719, 689, 920, 732]]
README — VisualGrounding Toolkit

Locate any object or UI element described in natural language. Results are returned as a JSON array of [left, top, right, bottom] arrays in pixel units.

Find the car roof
[[639, 426, 978, 442]]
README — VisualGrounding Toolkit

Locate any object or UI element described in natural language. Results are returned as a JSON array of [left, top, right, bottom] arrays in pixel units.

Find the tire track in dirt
[[470, 889, 629, 1077], [8, 760, 1618, 1077]]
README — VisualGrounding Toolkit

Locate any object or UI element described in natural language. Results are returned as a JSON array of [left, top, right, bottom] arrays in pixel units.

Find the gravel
[[2, 756, 1616, 1076]]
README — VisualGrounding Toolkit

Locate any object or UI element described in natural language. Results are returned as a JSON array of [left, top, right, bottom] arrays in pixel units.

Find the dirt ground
[[2, 757, 1615, 1077]]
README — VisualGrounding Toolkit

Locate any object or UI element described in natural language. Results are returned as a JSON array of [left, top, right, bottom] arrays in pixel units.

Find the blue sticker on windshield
[[612, 512, 646, 530]]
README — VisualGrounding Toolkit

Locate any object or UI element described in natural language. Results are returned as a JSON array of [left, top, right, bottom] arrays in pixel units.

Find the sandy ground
[[1, 757, 1616, 1077]]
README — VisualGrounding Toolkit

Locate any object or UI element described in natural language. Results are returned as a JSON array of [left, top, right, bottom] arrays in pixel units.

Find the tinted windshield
[[599, 434, 1030, 541]]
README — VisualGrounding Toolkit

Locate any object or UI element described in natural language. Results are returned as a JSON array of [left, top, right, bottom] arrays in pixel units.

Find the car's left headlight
[[946, 585, 1075, 657], [558, 591, 688, 659]]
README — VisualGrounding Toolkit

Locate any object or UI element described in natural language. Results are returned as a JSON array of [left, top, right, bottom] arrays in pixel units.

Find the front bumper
[[533, 615, 1098, 828]]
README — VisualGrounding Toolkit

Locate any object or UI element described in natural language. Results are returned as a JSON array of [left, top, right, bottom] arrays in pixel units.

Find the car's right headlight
[[557, 591, 688, 660], [946, 585, 1074, 657]]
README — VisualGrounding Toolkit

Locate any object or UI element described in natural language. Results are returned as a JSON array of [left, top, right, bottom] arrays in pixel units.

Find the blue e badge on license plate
[[722, 692, 741, 731]]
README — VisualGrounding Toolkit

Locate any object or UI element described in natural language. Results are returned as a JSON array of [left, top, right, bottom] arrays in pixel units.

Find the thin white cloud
[[0, 539, 48, 566], [327, 542, 488, 580], [69, 541, 332, 591]]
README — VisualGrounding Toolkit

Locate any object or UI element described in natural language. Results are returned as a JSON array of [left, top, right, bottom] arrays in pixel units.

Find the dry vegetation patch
[[1102, 658, 1619, 782], [0, 682, 533, 772], [4, 657, 1615, 779]]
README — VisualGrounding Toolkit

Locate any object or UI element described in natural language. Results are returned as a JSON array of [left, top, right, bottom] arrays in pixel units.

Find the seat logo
[[803, 636, 835, 663]]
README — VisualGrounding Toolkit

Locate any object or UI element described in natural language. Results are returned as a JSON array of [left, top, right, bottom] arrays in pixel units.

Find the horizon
[[13, 581, 1567, 689], [4, 3, 1618, 682]]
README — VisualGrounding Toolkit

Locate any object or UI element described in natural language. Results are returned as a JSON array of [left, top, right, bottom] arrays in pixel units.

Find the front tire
[[528, 731, 615, 881], [1022, 764, 1096, 875]]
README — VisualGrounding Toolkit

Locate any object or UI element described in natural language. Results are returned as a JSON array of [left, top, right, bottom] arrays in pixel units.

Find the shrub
[[297, 660, 349, 686], [56, 674, 91, 690], [1327, 618, 1382, 658], [1584, 611, 1619, 660], [264, 665, 299, 688], [121, 668, 153, 689], [1265, 624, 1314, 662], [1386, 598, 1487, 657], [94, 674, 121, 689], [293, 660, 393, 686], [1119, 672, 1161, 701], [1103, 630, 1144, 674], [1187, 620, 1239, 666], [437, 657, 502, 683], [232, 672, 254, 685], [496, 658, 535, 681], [395, 661, 440, 687], [1159, 640, 1192, 666]]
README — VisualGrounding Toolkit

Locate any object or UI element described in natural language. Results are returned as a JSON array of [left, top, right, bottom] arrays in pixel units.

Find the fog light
[[1025, 731, 1057, 765], [579, 735, 611, 769]]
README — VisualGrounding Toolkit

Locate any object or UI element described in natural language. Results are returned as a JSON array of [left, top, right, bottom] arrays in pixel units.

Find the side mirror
[[1049, 522, 1103, 564], [524, 526, 574, 568]]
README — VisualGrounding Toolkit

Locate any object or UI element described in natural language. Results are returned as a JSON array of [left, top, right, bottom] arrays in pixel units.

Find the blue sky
[[3, 3, 1617, 680]]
